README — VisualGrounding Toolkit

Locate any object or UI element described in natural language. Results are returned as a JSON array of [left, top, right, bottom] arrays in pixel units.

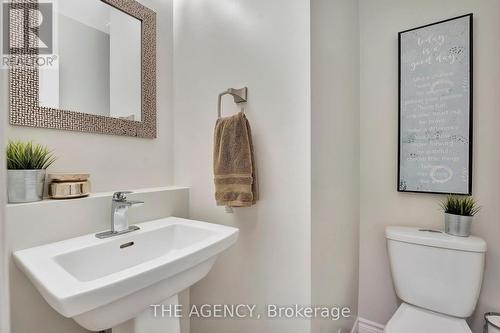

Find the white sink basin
[[13, 217, 238, 331]]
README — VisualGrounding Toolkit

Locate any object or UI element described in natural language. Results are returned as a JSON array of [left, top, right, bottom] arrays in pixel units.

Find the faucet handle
[[113, 191, 133, 201]]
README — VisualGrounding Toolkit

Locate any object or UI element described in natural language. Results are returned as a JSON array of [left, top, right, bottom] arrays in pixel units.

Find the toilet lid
[[385, 303, 472, 333]]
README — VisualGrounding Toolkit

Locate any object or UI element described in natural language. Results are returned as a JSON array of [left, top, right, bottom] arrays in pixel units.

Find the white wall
[[109, 9, 142, 120], [173, 0, 311, 332], [359, 1, 500, 332], [311, 0, 360, 332], [6, 0, 174, 193], [56, 14, 111, 116], [56, 0, 111, 33]]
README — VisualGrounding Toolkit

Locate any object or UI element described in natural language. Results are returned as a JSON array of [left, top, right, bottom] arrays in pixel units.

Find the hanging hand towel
[[214, 112, 258, 207]]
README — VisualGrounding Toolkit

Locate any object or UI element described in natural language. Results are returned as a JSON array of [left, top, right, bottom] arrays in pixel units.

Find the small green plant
[[6, 140, 56, 170], [440, 195, 481, 217]]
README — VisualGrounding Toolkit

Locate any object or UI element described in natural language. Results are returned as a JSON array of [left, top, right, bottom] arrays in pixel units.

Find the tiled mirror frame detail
[[9, 0, 157, 138]]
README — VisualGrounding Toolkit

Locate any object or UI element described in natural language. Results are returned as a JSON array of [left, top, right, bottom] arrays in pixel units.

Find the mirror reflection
[[39, 0, 142, 121]]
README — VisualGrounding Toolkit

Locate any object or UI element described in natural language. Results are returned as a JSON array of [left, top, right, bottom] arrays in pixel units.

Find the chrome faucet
[[96, 191, 144, 239]]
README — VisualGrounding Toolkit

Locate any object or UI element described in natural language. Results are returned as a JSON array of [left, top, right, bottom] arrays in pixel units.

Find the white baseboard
[[354, 317, 385, 333], [350, 318, 359, 333]]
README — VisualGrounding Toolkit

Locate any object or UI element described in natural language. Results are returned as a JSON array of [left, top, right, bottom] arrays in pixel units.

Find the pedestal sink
[[13, 217, 239, 332]]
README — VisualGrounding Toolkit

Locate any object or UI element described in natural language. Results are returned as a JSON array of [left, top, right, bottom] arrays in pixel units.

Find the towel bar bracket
[[218, 87, 248, 118]]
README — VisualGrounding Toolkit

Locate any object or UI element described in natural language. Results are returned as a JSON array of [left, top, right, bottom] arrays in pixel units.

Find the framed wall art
[[398, 14, 473, 195]]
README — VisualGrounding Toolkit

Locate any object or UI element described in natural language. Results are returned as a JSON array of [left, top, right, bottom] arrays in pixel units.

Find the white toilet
[[385, 226, 487, 333]]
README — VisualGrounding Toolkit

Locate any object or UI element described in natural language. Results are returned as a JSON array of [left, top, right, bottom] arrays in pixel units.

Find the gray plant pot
[[445, 213, 473, 237], [7, 170, 46, 203]]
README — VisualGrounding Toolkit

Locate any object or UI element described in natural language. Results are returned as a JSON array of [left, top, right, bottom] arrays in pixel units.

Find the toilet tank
[[386, 226, 486, 318]]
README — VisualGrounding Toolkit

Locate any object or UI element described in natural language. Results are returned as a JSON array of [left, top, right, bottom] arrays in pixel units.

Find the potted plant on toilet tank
[[441, 195, 481, 237], [6, 140, 56, 203]]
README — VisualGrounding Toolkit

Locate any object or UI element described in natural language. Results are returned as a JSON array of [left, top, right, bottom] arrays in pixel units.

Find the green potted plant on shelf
[[6, 140, 56, 203], [440, 195, 481, 237]]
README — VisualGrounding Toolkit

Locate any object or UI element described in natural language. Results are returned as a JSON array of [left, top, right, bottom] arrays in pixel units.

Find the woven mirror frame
[[8, 0, 157, 138]]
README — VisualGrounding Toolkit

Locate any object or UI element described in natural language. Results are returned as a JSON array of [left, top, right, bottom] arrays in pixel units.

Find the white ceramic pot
[[7, 169, 46, 203]]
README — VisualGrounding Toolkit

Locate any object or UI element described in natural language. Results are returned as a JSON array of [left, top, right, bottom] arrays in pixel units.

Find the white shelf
[[6, 186, 190, 208]]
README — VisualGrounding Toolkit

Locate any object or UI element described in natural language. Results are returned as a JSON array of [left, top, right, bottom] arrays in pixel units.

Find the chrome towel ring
[[217, 87, 248, 118]]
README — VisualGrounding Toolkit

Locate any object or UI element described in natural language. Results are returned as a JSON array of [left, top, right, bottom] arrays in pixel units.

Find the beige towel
[[214, 112, 258, 207]]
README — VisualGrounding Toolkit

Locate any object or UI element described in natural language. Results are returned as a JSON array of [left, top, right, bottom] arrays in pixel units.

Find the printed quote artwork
[[398, 14, 472, 195]]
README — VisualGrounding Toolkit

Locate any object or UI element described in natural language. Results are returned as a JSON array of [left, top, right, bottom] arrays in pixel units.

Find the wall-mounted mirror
[[40, 0, 142, 121], [9, 0, 157, 138]]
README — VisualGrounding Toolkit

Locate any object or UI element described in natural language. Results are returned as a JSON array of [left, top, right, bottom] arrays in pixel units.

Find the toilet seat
[[384, 303, 472, 333]]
